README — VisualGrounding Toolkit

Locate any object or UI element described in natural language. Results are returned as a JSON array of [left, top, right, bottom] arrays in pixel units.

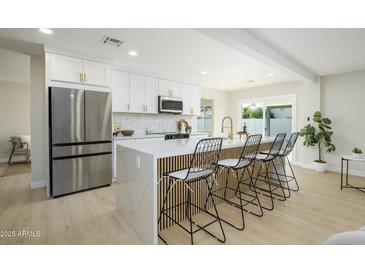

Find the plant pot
[[352, 152, 364, 158], [313, 161, 327, 173]]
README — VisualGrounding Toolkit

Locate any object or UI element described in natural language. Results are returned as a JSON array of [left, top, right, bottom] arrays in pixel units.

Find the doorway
[[237, 94, 296, 160], [197, 98, 214, 136], [265, 105, 292, 138]]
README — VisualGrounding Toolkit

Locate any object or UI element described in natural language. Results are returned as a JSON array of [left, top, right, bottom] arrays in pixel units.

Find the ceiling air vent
[[100, 35, 123, 47]]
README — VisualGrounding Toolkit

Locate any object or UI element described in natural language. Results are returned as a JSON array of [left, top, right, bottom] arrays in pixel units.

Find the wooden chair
[[8, 136, 31, 164]]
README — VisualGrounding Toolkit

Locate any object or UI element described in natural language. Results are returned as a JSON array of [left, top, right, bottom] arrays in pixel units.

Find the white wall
[[0, 48, 30, 84], [226, 81, 321, 166], [0, 49, 30, 162], [30, 55, 46, 188], [321, 70, 365, 175], [0, 81, 31, 162], [201, 88, 229, 137]]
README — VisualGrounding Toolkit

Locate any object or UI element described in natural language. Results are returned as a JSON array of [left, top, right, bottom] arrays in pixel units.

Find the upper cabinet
[[112, 70, 130, 112], [49, 53, 111, 87], [144, 76, 159, 114], [129, 74, 145, 113], [50, 54, 83, 84], [82, 60, 111, 87], [158, 79, 181, 97], [190, 85, 201, 115], [181, 84, 201, 115], [112, 72, 159, 114]]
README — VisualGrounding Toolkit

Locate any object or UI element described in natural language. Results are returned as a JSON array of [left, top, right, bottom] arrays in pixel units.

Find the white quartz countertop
[[117, 137, 274, 158], [113, 132, 209, 141]]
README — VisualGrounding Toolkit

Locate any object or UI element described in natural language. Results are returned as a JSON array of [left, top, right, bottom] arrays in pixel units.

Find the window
[[241, 102, 264, 135], [238, 94, 296, 139], [197, 105, 213, 132]]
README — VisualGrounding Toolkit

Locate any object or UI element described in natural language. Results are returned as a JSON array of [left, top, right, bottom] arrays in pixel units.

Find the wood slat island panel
[[157, 142, 272, 231]]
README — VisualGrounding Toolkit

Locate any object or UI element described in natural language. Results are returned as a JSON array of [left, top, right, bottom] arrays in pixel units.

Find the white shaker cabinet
[[144, 76, 159, 114], [181, 84, 191, 115], [158, 79, 169, 96], [158, 79, 181, 97], [129, 74, 145, 112], [112, 72, 159, 114], [169, 81, 181, 97], [112, 70, 130, 112], [50, 54, 83, 84], [83, 60, 111, 87], [181, 84, 201, 115], [49, 53, 111, 87], [190, 86, 201, 115]]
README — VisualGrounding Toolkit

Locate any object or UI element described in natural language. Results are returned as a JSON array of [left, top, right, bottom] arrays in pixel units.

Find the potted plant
[[299, 111, 336, 172], [352, 147, 363, 158]]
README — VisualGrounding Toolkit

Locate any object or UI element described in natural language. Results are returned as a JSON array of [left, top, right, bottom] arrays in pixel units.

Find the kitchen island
[[115, 137, 274, 244]]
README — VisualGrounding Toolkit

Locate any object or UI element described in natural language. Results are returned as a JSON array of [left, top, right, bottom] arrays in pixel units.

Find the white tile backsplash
[[113, 113, 197, 135]]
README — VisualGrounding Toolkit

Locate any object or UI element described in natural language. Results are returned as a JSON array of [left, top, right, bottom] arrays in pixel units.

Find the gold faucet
[[221, 116, 233, 139]]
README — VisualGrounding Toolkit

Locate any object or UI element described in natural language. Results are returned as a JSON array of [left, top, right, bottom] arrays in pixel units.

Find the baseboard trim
[[292, 161, 365, 177], [0, 156, 28, 163], [31, 180, 46, 189], [292, 161, 313, 169], [327, 165, 365, 177]]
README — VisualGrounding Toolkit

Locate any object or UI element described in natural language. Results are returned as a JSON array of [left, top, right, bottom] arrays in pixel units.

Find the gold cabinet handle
[[80, 73, 83, 82], [83, 73, 86, 82]]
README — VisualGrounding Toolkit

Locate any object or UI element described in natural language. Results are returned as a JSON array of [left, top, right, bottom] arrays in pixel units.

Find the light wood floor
[[0, 164, 364, 244]]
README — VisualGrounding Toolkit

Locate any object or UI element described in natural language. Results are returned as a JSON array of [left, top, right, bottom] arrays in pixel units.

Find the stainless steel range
[[147, 131, 190, 140], [49, 87, 112, 197]]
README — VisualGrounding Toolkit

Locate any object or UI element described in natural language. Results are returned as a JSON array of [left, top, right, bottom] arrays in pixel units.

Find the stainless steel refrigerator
[[49, 87, 112, 197]]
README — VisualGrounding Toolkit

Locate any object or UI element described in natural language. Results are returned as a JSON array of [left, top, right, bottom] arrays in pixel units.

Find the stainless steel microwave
[[158, 96, 183, 114]]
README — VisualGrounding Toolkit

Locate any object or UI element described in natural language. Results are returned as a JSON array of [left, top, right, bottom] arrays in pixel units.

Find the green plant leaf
[[322, 118, 331, 125]]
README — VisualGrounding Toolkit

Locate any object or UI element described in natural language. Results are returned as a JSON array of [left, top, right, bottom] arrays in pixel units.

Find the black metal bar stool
[[158, 138, 226, 245], [251, 133, 287, 211], [268, 132, 299, 194], [261, 132, 300, 196], [204, 134, 263, 231]]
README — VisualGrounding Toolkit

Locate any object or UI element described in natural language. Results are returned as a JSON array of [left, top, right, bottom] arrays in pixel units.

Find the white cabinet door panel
[[112, 70, 130, 112], [50, 54, 83, 83], [129, 74, 144, 112], [144, 76, 158, 114], [191, 86, 201, 115], [181, 84, 191, 115], [83, 60, 111, 87], [169, 81, 181, 97], [158, 79, 181, 97], [158, 79, 169, 96]]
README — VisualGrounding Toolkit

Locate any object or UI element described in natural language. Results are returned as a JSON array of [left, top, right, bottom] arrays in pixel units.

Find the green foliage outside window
[[242, 106, 263, 119]]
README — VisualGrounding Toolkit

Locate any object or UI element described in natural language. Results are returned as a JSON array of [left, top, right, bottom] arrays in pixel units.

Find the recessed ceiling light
[[39, 28, 53, 34], [201, 71, 208, 75], [267, 72, 275, 77], [128, 50, 138, 56]]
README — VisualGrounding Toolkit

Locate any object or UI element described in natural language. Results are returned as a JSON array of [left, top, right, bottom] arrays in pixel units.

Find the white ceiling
[[247, 28, 365, 76], [0, 28, 294, 90]]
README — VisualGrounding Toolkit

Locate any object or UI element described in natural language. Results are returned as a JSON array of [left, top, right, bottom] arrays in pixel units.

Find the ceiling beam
[[196, 28, 317, 83]]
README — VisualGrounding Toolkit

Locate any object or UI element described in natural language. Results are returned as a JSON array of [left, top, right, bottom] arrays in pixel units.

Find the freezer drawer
[[52, 153, 112, 197], [52, 143, 112, 158], [50, 87, 85, 144]]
